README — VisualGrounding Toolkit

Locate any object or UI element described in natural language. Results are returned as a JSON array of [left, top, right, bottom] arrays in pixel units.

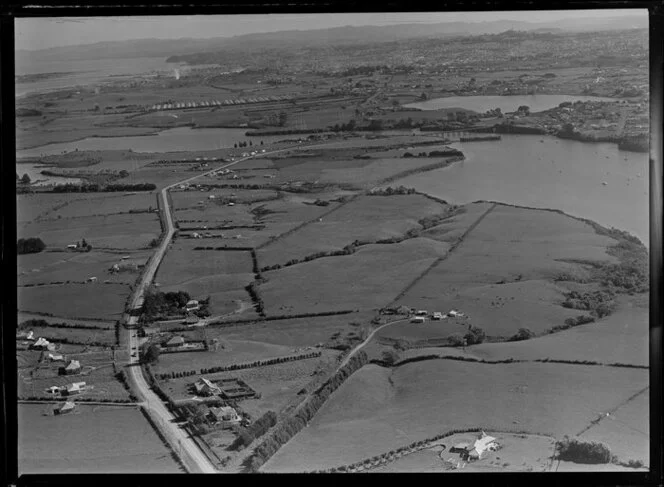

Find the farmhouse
[[164, 336, 185, 348], [194, 377, 221, 397], [138, 326, 159, 337], [54, 401, 76, 415], [463, 432, 498, 461], [185, 300, 200, 311], [17, 330, 34, 340], [410, 316, 426, 323], [432, 312, 444, 320], [31, 337, 55, 351], [207, 406, 241, 428], [47, 386, 62, 394], [47, 353, 64, 362], [61, 360, 81, 375], [64, 382, 86, 396]]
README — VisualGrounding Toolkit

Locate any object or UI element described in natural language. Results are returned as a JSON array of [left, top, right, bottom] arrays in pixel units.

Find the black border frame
[[2, 2, 662, 486]]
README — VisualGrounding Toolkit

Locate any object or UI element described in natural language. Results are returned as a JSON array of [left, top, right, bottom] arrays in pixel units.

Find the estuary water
[[396, 134, 649, 244]]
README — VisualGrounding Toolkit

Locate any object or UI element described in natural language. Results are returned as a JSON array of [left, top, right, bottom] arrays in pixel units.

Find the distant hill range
[[16, 16, 647, 63]]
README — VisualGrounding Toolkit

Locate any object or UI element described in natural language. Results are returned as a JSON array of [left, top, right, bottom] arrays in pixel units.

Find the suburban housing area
[[15, 11, 650, 475]]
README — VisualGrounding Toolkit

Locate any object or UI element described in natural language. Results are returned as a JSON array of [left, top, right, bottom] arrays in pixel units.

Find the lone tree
[[464, 325, 486, 345], [517, 105, 530, 116], [143, 344, 161, 364], [20, 174, 31, 185]]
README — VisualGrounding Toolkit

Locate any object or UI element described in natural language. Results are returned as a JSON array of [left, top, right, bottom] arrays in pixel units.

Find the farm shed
[[54, 401, 76, 415], [164, 336, 185, 348]]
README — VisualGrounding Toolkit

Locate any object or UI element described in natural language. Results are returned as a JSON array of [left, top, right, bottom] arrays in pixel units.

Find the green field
[[260, 237, 448, 315], [156, 243, 255, 315], [373, 432, 557, 473], [262, 361, 648, 472], [18, 283, 128, 320], [18, 212, 161, 250], [18, 404, 182, 474], [18, 250, 149, 286], [258, 194, 449, 267], [394, 204, 619, 337]]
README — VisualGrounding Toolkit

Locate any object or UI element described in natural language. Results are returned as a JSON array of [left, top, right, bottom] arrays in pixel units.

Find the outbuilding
[[165, 336, 185, 348]]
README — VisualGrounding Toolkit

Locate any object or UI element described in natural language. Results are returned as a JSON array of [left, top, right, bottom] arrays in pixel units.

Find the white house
[[32, 337, 54, 351], [185, 300, 200, 311], [207, 406, 241, 428], [194, 377, 221, 397], [410, 316, 426, 324], [64, 382, 86, 396], [465, 432, 498, 460]]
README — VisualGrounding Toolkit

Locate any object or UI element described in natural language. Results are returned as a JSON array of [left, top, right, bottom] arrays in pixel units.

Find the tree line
[[229, 411, 277, 451], [157, 351, 322, 380], [244, 351, 369, 472], [50, 182, 156, 193]]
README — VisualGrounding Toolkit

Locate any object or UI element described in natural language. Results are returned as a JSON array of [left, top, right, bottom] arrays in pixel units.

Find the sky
[[16, 10, 648, 51]]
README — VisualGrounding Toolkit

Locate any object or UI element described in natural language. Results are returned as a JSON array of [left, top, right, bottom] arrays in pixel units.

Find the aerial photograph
[[14, 9, 650, 475]]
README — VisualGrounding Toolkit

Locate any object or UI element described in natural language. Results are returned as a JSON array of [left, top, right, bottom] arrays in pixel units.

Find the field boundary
[[576, 386, 649, 436], [255, 195, 359, 250], [386, 202, 497, 306]]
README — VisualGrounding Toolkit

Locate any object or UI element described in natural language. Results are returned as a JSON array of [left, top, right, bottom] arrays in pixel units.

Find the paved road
[[122, 144, 322, 473]]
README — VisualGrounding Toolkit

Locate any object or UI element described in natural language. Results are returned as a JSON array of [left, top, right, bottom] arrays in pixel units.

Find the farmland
[[262, 361, 648, 472], [372, 432, 557, 473], [18, 404, 182, 474], [18, 283, 129, 320], [15, 19, 649, 475], [260, 238, 448, 315], [18, 212, 161, 250]]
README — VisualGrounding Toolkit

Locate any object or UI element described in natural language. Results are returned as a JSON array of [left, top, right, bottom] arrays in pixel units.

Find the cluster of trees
[[17, 237, 45, 255], [556, 436, 612, 464], [331, 119, 357, 132], [230, 411, 277, 450], [599, 257, 648, 294], [17, 173, 32, 185], [245, 351, 369, 472], [547, 314, 595, 334], [142, 344, 161, 364], [509, 327, 536, 342], [50, 182, 156, 193], [158, 351, 322, 380], [369, 186, 417, 196], [447, 326, 486, 347], [233, 140, 254, 148], [141, 290, 206, 321], [562, 290, 616, 318]]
